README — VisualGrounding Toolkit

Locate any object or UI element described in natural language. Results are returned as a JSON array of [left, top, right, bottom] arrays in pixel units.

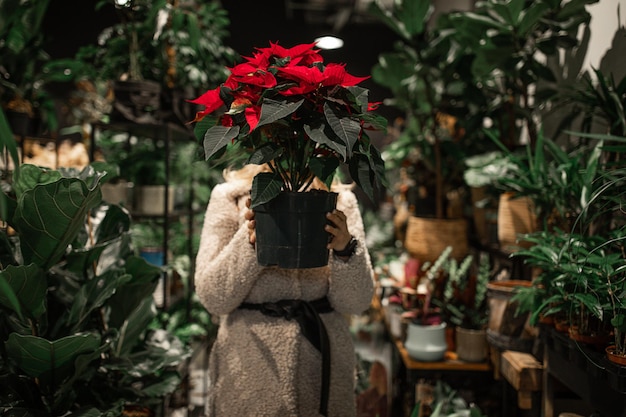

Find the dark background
[[42, 0, 400, 105]]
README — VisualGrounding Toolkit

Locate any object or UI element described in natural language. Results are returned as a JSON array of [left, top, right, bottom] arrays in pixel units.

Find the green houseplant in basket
[[368, 0, 490, 263], [191, 41, 387, 268]]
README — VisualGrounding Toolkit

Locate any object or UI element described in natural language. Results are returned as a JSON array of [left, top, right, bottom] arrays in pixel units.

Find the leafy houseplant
[[369, 0, 482, 220], [191, 41, 387, 208], [438, 252, 490, 331], [0, 0, 61, 135], [0, 164, 190, 415], [448, 0, 597, 150]]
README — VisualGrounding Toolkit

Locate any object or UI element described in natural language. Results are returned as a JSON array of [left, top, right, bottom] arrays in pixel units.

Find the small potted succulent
[[191, 41, 387, 268]]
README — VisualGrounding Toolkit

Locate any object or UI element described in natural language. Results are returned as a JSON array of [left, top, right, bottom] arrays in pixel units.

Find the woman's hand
[[244, 197, 256, 246], [325, 209, 352, 251]]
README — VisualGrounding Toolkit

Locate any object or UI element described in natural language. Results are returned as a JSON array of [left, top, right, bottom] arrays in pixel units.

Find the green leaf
[[398, 0, 433, 37], [107, 255, 161, 329], [324, 103, 360, 156], [517, 1, 550, 36], [304, 123, 346, 161], [66, 269, 134, 331], [491, 0, 525, 26], [367, 0, 411, 41], [112, 297, 156, 357], [12, 164, 62, 199], [0, 272, 24, 321], [13, 173, 102, 270], [309, 157, 340, 189], [0, 110, 20, 195], [349, 154, 376, 203], [248, 143, 283, 165], [140, 371, 181, 397], [6, 332, 101, 388], [0, 264, 46, 321], [250, 172, 282, 208], [203, 125, 239, 160], [257, 98, 303, 128]]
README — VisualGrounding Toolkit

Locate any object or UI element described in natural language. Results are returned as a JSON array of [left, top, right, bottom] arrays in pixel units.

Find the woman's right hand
[[244, 197, 256, 246]]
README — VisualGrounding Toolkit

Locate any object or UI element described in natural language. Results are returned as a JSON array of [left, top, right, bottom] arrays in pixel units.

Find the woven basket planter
[[497, 192, 537, 252], [404, 216, 468, 263]]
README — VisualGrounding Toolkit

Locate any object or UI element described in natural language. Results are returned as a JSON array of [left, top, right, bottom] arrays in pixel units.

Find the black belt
[[239, 297, 333, 416]]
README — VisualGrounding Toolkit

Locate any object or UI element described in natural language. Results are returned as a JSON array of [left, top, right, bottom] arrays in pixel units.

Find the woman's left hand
[[325, 209, 352, 251], [244, 197, 256, 246]]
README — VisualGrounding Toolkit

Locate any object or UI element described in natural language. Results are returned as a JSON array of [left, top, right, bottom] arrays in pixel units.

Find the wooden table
[[390, 334, 492, 416], [394, 336, 491, 372]]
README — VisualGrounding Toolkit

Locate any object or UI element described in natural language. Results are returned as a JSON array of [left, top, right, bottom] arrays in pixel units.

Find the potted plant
[[75, 0, 236, 125], [436, 252, 491, 362], [0, 163, 190, 415], [0, 0, 60, 136], [448, 0, 597, 150], [403, 247, 457, 362], [368, 0, 483, 263], [150, 0, 237, 122], [191, 41, 387, 268]]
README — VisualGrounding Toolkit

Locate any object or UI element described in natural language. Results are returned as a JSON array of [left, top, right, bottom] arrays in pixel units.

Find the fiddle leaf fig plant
[[0, 164, 190, 415]]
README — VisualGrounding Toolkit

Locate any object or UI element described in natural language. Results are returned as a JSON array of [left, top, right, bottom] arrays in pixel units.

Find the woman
[[194, 164, 375, 417]]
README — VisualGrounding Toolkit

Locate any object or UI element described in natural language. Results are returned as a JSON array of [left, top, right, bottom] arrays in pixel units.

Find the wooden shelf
[[393, 336, 491, 372]]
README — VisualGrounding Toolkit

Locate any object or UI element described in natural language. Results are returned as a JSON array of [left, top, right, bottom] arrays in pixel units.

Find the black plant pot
[[5, 109, 34, 137], [255, 190, 338, 269], [111, 80, 162, 124]]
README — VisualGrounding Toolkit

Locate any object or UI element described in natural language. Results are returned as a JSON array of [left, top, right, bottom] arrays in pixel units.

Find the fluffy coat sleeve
[[327, 188, 375, 315], [194, 181, 265, 315]]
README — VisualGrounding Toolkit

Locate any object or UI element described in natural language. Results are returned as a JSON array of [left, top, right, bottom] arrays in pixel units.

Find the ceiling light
[[314, 36, 344, 50]]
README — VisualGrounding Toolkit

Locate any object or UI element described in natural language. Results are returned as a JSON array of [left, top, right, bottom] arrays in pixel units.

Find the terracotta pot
[[606, 345, 626, 366], [568, 326, 612, 348]]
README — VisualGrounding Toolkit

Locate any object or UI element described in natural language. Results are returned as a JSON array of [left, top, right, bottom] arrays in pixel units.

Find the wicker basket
[[497, 192, 537, 252], [404, 216, 468, 263]]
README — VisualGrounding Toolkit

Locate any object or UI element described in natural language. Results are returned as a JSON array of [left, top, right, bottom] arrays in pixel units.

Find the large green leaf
[[66, 269, 134, 331], [308, 157, 340, 189], [13, 171, 103, 270], [0, 272, 24, 321], [349, 153, 377, 203], [304, 123, 346, 161], [250, 171, 283, 208], [111, 297, 157, 357], [107, 255, 161, 329], [257, 98, 303, 128], [6, 332, 101, 390], [0, 264, 45, 321], [247, 143, 283, 165], [324, 103, 360, 156], [397, 0, 432, 37], [203, 125, 239, 159]]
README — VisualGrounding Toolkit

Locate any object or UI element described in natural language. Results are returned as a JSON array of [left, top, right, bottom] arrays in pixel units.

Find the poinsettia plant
[[190, 41, 387, 207]]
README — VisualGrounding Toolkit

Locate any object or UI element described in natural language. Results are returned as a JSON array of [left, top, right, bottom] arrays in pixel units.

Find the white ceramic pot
[[405, 322, 447, 362], [134, 185, 176, 215], [101, 180, 133, 207], [387, 306, 404, 340]]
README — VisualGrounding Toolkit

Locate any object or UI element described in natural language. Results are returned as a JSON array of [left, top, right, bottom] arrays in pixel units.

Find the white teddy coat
[[194, 178, 375, 417]]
